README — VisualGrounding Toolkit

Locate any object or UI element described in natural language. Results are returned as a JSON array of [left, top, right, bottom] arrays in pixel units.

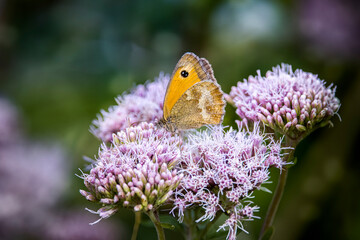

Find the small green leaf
[[160, 223, 175, 230]]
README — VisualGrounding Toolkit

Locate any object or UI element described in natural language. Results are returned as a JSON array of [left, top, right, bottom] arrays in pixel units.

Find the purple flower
[[91, 73, 169, 142], [171, 125, 285, 239], [0, 142, 68, 237], [81, 122, 183, 221], [228, 64, 340, 140]]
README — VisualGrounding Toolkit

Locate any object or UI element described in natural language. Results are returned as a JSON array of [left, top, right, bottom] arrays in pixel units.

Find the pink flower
[[81, 122, 183, 221], [171, 125, 285, 238], [228, 64, 340, 140], [0, 142, 68, 237], [91, 73, 169, 142]]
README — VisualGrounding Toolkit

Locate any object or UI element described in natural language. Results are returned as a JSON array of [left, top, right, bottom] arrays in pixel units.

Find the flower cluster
[[81, 64, 342, 239], [171, 125, 285, 239], [228, 64, 340, 140], [81, 122, 183, 221], [0, 99, 74, 238], [91, 73, 169, 142], [0, 143, 68, 234]]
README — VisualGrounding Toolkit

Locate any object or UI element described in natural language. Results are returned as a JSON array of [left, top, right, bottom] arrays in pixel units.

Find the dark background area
[[0, 0, 359, 239]]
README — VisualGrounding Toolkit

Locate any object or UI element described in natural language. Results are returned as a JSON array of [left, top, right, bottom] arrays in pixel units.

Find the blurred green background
[[0, 0, 359, 239]]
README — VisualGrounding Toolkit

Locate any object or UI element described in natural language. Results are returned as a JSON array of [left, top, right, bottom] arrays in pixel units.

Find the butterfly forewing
[[162, 52, 225, 130]]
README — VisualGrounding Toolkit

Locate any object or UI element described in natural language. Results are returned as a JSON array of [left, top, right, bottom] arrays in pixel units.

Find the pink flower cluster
[[81, 122, 183, 221], [171, 125, 285, 239], [83, 65, 339, 238], [91, 73, 169, 142], [228, 64, 340, 139]]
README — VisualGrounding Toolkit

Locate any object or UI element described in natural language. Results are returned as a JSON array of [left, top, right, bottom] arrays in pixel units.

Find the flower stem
[[147, 210, 166, 240], [259, 167, 288, 239], [259, 138, 296, 239], [131, 212, 142, 240], [183, 209, 196, 240]]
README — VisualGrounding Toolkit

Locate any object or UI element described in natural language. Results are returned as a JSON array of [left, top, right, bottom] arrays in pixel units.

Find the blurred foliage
[[0, 0, 359, 239]]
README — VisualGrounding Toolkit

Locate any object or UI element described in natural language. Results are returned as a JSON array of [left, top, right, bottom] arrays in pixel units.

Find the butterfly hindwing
[[168, 81, 225, 129]]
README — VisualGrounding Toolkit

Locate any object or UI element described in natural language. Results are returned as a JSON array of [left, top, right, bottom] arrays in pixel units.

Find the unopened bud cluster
[[81, 122, 183, 220], [228, 64, 340, 139]]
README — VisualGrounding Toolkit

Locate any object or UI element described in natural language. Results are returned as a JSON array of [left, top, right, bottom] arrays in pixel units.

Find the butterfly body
[[159, 52, 225, 131]]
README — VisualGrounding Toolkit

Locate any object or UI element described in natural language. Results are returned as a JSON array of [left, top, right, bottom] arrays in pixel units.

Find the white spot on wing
[[198, 88, 212, 121]]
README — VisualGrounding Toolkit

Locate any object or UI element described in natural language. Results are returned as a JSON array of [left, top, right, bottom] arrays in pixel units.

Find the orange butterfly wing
[[163, 52, 215, 120]]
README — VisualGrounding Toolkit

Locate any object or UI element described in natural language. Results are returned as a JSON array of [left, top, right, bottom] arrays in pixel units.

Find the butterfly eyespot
[[181, 70, 189, 78]]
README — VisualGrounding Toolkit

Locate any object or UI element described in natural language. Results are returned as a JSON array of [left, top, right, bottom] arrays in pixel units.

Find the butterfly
[[158, 52, 225, 131]]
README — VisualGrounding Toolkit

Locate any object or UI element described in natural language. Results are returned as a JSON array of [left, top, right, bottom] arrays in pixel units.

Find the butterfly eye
[[181, 70, 189, 78]]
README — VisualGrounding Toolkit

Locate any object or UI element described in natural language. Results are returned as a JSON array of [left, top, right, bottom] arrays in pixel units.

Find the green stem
[[147, 210, 166, 240], [183, 209, 196, 240], [259, 138, 296, 239], [259, 167, 288, 239], [131, 212, 142, 240]]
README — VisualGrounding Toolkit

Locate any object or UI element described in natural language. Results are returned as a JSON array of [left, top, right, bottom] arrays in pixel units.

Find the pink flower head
[[228, 64, 340, 140], [81, 122, 183, 222], [91, 73, 169, 142], [171, 125, 285, 238]]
